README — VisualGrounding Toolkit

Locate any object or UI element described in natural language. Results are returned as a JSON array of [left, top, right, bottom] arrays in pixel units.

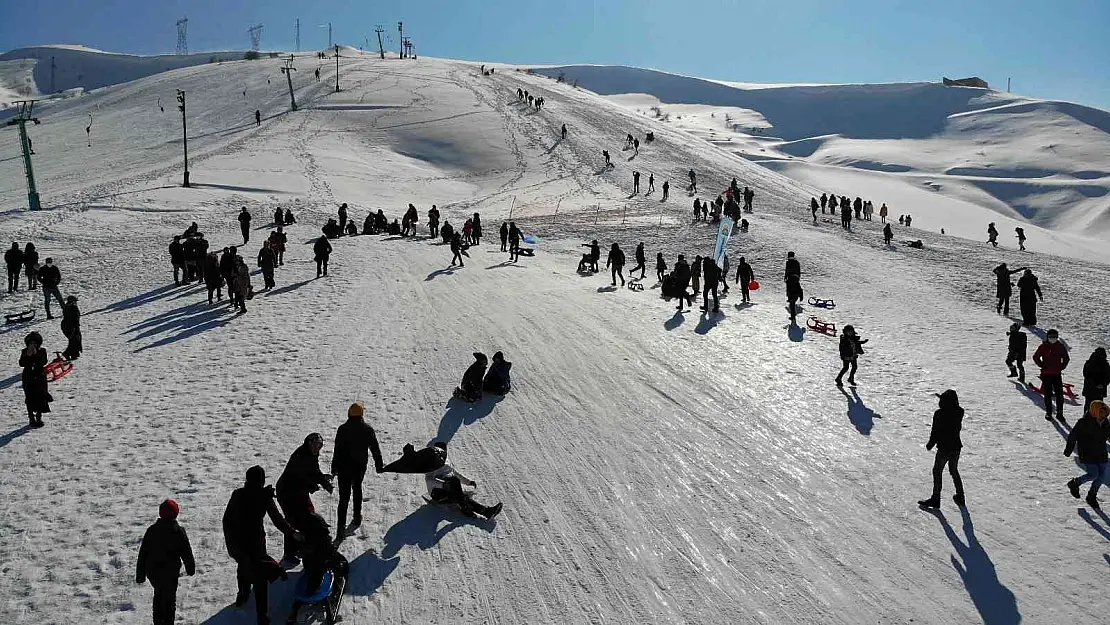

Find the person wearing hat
[[223, 466, 296, 624], [454, 353, 488, 402], [332, 401, 384, 530], [918, 390, 966, 509], [60, 295, 81, 360], [36, 257, 64, 320], [424, 442, 502, 519], [483, 352, 513, 395], [1033, 328, 1070, 422], [1065, 400, 1110, 509], [1005, 322, 1027, 382], [136, 499, 195, 625], [276, 434, 333, 567], [19, 331, 51, 428]]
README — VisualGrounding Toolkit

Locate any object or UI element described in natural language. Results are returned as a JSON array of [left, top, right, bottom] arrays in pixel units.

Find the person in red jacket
[[1032, 328, 1070, 422]]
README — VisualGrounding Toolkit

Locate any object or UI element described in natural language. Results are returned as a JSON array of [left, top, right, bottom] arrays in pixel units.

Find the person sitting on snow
[[454, 353, 488, 402], [425, 442, 502, 519], [483, 352, 512, 395], [285, 512, 348, 625]]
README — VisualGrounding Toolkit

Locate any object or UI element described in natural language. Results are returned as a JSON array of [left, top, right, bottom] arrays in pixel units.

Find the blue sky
[[3, 0, 1108, 111]]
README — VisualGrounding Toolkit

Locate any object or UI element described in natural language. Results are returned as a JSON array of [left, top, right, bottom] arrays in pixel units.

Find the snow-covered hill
[[534, 65, 1110, 243], [0, 50, 1109, 625]]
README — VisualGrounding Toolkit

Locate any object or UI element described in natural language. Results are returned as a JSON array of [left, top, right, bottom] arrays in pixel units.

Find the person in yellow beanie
[[331, 401, 383, 532], [1065, 400, 1110, 509]]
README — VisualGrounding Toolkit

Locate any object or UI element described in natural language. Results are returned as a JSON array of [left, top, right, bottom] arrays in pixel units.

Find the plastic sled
[[380, 446, 446, 474], [748, 280, 760, 291], [516, 248, 535, 257], [628, 282, 644, 291], [5, 309, 35, 324], [807, 297, 836, 309], [806, 316, 837, 336], [45, 354, 75, 382], [1027, 380, 1078, 403], [288, 570, 345, 625]]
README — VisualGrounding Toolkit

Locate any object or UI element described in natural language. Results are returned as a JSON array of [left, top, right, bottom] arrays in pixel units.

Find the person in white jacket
[[424, 442, 503, 519]]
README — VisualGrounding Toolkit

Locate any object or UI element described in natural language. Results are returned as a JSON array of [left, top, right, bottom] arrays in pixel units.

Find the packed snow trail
[[0, 55, 1107, 625]]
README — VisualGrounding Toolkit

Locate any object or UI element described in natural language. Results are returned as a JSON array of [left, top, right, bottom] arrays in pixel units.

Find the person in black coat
[[1082, 348, 1110, 417], [579, 240, 600, 273], [201, 252, 224, 303], [37, 258, 64, 320], [274, 206, 284, 226], [168, 236, 185, 285], [508, 222, 523, 262], [631, 242, 646, 279], [606, 243, 626, 287], [785, 274, 803, 325], [1065, 400, 1110, 509], [656, 253, 667, 283], [223, 466, 295, 624], [284, 208, 296, 225], [483, 351, 512, 394], [286, 512, 349, 623], [60, 296, 81, 360], [701, 257, 720, 313], [835, 325, 868, 386], [1016, 269, 1042, 326], [992, 263, 1026, 316], [23, 242, 39, 290], [1005, 322, 1027, 382], [331, 401, 384, 529], [734, 256, 754, 304], [918, 390, 966, 508], [276, 433, 333, 565], [456, 352, 488, 402], [136, 499, 195, 625], [6, 242, 23, 292], [313, 236, 332, 278], [671, 255, 693, 312], [257, 241, 277, 291], [238, 207, 252, 244], [471, 212, 482, 245], [784, 251, 800, 281], [20, 331, 50, 427]]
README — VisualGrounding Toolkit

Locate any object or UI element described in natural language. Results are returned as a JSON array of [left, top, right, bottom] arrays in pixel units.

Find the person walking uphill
[[223, 466, 296, 625], [701, 256, 720, 313], [332, 402, 385, 531], [313, 236, 332, 278], [136, 500, 195, 625], [918, 390, 966, 509], [20, 331, 51, 428], [276, 433, 334, 567], [37, 258, 64, 320], [257, 240, 277, 292], [5, 242, 23, 292], [734, 256, 754, 304], [1017, 269, 1042, 326], [1065, 400, 1110, 509], [835, 325, 868, 387], [1082, 348, 1110, 417], [992, 263, 1027, 316], [60, 296, 81, 360], [239, 207, 252, 245], [631, 243, 646, 279], [1033, 328, 1070, 422], [607, 243, 626, 287]]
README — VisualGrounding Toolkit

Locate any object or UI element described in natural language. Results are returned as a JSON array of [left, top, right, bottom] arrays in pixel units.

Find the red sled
[[45, 354, 74, 382], [1026, 379, 1078, 403], [807, 316, 837, 336]]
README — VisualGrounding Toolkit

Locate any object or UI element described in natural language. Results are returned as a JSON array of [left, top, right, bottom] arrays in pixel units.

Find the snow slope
[[0, 52, 1109, 625], [534, 65, 1110, 244]]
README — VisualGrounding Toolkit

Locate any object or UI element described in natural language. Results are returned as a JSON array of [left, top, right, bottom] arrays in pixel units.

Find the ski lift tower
[[280, 55, 298, 111], [5, 100, 43, 210]]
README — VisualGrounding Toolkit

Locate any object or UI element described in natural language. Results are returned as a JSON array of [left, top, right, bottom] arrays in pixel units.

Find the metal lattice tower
[[248, 24, 264, 52], [295, 19, 300, 52], [176, 17, 188, 55]]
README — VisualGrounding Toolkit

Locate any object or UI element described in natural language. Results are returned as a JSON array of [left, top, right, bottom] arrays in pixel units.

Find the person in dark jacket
[[483, 351, 512, 394], [284, 208, 296, 225], [20, 331, 50, 427], [257, 240, 277, 291], [631, 242, 646, 279], [23, 242, 39, 290], [223, 466, 295, 625], [918, 390, 966, 509], [471, 213, 482, 245], [1005, 323, 1027, 382], [1081, 348, 1109, 417], [274, 206, 284, 226], [607, 243, 626, 287], [579, 240, 600, 273], [268, 227, 287, 266], [286, 512, 349, 623], [810, 198, 819, 224], [656, 253, 667, 283], [670, 255, 693, 312], [449, 232, 467, 267], [233, 256, 251, 314], [238, 207, 252, 244], [37, 258, 64, 320], [820, 193, 828, 213], [220, 247, 237, 305], [455, 352, 488, 402], [701, 257, 720, 313], [313, 236, 332, 278], [6, 242, 23, 292], [1032, 328, 1069, 422], [992, 263, 1026, 316], [168, 236, 185, 285], [785, 274, 803, 325], [883, 223, 893, 246], [338, 203, 349, 233], [276, 433, 334, 566], [784, 251, 800, 281], [202, 252, 224, 304], [508, 222, 523, 262], [1065, 400, 1110, 509], [1017, 269, 1042, 326], [733, 256, 754, 304], [835, 325, 868, 386], [136, 499, 195, 625], [60, 296, 81, 360], [332, 402, 384, 530], [428, 205, 440, 238]]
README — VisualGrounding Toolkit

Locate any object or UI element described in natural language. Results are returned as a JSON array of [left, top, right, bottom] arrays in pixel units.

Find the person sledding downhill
[[424, 442, 503, 520], [483, 352, 512, 395], [453, 352, 488, 402], [285, 512, 349, 625]]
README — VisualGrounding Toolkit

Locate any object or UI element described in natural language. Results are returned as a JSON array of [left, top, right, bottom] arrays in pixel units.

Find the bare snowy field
[[0, 52, 1109, 624]]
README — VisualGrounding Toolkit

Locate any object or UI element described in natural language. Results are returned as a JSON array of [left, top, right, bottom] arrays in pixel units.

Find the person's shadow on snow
[[664, 310, 685, 330], [426, 267, 459, 281], [435, 395, 502, 443], [380, 503, 494, 560], [839, 386, 880, 435], [345, 548, 401, 599], [927, 508, 1021, 625], [694, 311, 722, 335], [1079, 508, 1110, 542]]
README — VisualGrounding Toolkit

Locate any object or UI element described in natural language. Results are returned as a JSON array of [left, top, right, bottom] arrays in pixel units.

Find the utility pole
[[334, 44, 340, 93], [295, 18, 300, 53], [374, 25, 385, 59], [397, 21, 404, 58], [402, 37, 412, 59], [50, 56, 55, 93], [1007, 77, 1011, 93], [6, 101, 42, 210], [281, 55, 298, 110], [176, 90, 190, 187], [328, 22, 332, 49]]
